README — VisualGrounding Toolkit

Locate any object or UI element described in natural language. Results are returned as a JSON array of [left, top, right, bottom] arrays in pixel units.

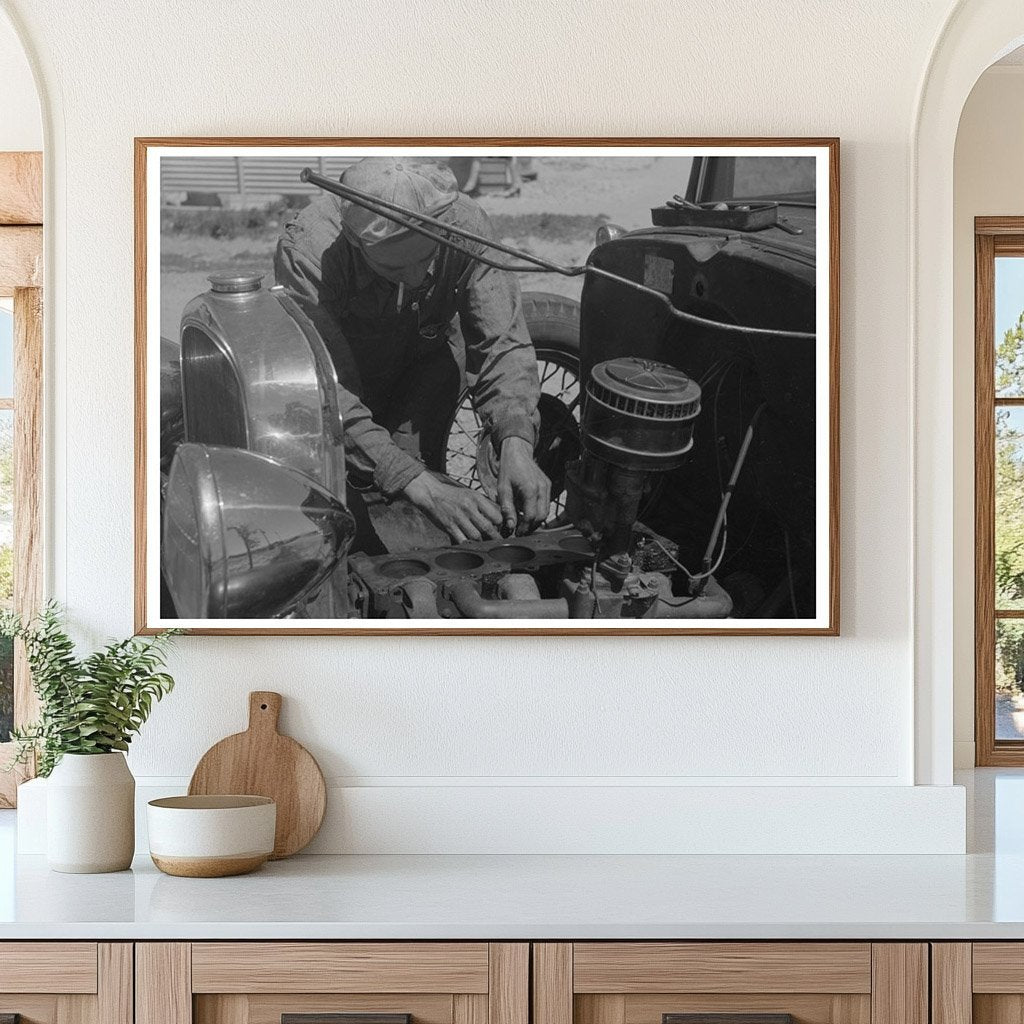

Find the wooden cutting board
[[188, 691, 326, 859]]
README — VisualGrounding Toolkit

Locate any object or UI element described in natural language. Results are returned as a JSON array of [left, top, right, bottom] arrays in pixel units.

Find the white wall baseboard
[[18, 778, 967, 856]]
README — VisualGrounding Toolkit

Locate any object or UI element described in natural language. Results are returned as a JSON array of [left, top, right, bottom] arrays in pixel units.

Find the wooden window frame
[[0, 151, 43, 806], [975, 217, 1024, 764]]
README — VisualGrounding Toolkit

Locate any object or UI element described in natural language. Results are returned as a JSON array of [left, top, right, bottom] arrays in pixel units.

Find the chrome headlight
[[595, 223, 627, 245], [162, 443, 355, 619]]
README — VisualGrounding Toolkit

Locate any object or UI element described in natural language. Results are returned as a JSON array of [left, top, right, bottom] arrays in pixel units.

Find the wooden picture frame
[[136, 137, 839, 635], [0, 151, 43, 805]]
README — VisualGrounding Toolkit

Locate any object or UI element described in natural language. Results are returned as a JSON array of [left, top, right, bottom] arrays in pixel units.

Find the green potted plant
[[2, 603, 179, 873]]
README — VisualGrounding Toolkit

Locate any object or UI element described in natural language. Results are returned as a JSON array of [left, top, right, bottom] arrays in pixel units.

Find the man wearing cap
[[274, 157, 549, 544]]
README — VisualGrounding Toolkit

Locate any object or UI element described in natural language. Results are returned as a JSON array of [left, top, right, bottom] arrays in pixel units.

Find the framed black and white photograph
[[135, 138, 839, 635]]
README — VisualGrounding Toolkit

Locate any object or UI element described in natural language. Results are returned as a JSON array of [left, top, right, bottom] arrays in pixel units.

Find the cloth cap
[[340, 158, 459, 258]]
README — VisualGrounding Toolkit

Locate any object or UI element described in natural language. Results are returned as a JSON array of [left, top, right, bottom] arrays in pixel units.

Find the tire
[[443, 291, 582, 517], [522, 291, 581, 349]]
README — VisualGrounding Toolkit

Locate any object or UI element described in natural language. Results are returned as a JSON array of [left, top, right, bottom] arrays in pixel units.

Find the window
[[976, 220, 1024, 764], [0, 151, 43, 806], [730, 156, 817, 199], [0, 301, 13, 744]]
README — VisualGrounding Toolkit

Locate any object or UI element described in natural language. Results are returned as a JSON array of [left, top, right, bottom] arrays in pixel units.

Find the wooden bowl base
[[151, 853, 268, 878]]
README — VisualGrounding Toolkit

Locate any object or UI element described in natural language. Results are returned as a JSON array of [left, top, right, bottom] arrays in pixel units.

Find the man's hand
[[497, 436, 551, 535], [402, 471, 502, 544]]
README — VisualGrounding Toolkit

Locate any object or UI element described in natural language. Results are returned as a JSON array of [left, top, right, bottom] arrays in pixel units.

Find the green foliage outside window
[[0, 634, 11, 742], [0, 414, 11, 742], [996, 311, 1024, 693]]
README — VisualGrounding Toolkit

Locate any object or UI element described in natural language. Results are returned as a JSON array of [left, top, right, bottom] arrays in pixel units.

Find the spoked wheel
[[443, 292, 582, 518]]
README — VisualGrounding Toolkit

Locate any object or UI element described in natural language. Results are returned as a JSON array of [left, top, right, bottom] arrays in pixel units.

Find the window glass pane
[[0, 305, 12, 400], [996, 256, 1024, 397], [731, 157, 816, 198], [997, 620, 1024, 740], [0, 408, 11, 742], [997, 407, 1024, 610]]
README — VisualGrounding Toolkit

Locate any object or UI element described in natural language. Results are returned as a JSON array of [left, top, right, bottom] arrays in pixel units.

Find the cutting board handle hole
[[260, 703, 268, 710]]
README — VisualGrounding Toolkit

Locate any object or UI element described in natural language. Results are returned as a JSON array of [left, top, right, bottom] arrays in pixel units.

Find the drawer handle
[[664, 1016, 794, 1024], [283, 1016, 411, 1024]]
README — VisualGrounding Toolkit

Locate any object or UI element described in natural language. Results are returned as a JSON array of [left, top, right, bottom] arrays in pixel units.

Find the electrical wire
[[652, 531, 728, 583], [655, 398, 767, 587], [699, 357, 731, 387], [721, 505, 762, 569]]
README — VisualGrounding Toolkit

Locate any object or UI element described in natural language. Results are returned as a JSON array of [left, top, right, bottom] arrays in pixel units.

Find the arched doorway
[[913, 1, 1024, 785]]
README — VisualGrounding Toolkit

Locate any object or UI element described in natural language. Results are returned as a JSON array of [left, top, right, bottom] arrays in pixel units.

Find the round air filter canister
[[583, 356, 702, 470]]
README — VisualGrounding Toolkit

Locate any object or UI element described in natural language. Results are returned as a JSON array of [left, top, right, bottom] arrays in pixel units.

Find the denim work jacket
[[274, 192, 540, 496]]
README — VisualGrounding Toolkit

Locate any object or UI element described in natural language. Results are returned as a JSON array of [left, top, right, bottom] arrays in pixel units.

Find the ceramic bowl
[[147, 795, 276, 877]]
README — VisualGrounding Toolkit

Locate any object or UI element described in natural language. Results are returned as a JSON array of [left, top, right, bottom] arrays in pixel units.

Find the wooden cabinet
[[0, 943, 132, 1024], [0, 938, 950, 1024], [532, 944, 928, 1024], [136, 944, 528, 1024]]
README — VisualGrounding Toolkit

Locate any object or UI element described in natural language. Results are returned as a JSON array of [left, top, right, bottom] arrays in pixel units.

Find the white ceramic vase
[[46, 752, 135, 873]]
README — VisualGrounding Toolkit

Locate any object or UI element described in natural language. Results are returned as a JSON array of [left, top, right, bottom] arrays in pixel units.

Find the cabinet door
[[943, 943, 1024, 1024], [533, 944, 927, 1024], [137, 943, 528, 1024], [0, 943, 131, 1024]]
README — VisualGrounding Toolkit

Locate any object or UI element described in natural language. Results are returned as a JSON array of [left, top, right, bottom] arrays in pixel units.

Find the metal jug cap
[[208, 272, 264, 294]]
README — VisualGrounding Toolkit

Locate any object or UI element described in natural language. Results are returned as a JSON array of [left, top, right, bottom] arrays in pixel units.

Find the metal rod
[[299, 168, 817, 341], [301, 168, 579, 274], [701, 402, 768, 575]]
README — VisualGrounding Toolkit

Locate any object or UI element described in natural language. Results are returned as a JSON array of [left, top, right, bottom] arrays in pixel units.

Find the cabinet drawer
[[973, 944, 1024, 992], [0, 943, 130, 1024], [572, 944, 872, 994], [0, 942, 99, 994], [191, 944, 491, 994], [571, 943, 872, 1024], [533, 944, 925, 1024], [139, 943, 528, 1024]]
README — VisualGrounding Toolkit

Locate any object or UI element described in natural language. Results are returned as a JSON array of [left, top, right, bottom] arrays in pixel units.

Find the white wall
[[0, 8, 39, 151], [0, 0, 976, 852], [952, 66, 1024, 767]]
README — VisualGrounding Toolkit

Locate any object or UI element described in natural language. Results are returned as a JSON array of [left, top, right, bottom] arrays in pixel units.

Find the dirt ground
[[998, 692, 1024, 740], [159, 155, 694, 340]]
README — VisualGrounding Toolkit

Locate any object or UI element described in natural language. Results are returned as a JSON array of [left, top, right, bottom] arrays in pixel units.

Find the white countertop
[[1, 769, 1022, 941], [0, 849, 1021, 941]]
